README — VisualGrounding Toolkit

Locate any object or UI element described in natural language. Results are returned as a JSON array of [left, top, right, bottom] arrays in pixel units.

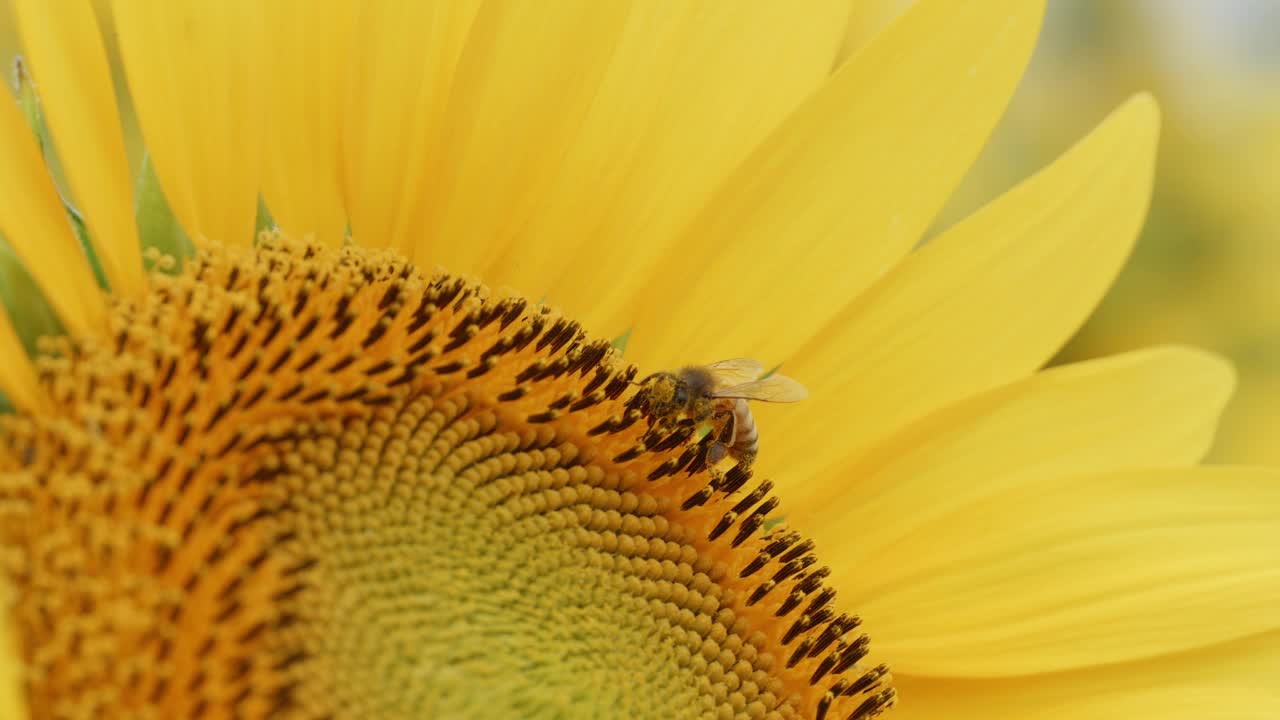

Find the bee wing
[[702, 358, 766, 390], [712, 373, 809, 403]]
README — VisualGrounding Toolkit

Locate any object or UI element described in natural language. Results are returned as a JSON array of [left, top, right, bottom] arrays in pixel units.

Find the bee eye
[[673, 386, 688, 405]]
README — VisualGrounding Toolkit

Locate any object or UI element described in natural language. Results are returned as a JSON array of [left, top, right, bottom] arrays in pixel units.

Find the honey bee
[[641, 358, 808, 466]]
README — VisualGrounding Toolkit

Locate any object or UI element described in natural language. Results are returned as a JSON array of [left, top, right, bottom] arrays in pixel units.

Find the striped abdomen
[[727, 398, 759, 459]]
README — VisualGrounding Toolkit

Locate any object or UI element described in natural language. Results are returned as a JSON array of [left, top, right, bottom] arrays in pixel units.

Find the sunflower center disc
[[0, 236, 894, 719]]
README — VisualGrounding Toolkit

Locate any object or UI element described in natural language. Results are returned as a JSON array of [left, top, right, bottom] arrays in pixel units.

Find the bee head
[[671, 382, 689, 407], [637, 372, 687, 418], [638, 367, 717, 422]]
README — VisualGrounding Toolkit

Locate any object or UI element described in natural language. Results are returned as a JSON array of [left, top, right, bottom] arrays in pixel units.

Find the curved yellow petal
[[835, 0, 911, 69], [771, 94, 1160, 476], [0, 72, 103, 338], [890, 631, 1280, 719], [791, 346, 1233, 587], [893, 683, 1279, 720], [261, 0, 353, 246], [0, 305, 43, 414], [849, 465, 1280, 677], [470, 1, 849, 328], [13, 0, 144, 297], [404, 0, 630, 266], [0, 579, 26, 720], [626, 0, 1045, 371], [113, 0, 264, 247], [341, 0, 482, 255]]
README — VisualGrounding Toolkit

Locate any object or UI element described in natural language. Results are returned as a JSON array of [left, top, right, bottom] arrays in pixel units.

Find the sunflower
[[0, 1, 1277, 718]]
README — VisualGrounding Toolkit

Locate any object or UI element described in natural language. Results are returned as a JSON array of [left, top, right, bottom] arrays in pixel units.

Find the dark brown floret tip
[[0, 236, 892, 720]]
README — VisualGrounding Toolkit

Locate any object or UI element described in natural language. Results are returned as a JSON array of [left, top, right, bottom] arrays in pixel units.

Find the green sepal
[[135, 153, 194, 273], [255, 195, 275, 238], [12, 57, 47, 157], [0, 235, 66, 357], [13, 57, 111, 290], [610, 327, 633, 356], [63, 202, 110, 291]]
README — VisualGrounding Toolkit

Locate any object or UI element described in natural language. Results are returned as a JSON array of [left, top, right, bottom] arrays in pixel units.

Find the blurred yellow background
[[942, 1, 1280, 464], [1, 1, 1276, 462]]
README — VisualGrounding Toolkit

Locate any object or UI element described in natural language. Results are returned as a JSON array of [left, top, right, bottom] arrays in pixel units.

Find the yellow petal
[[626, 0, 1045, 370], [792, 346, 1233, 589], [0, 579, 27, 720], [890, 631, 1280, 720], [468, 1, 849, 328], [0, 303, 43, 414], [835, 0, 911, 68], [113, 0, 264, 246], [893, 683, 1280, 720], [341, 0, 483, 255], [12, 0, 144, 297], [260, 0, 353, 246], [771, 94, 1160, 478], [0, 70, 103, 338], [849, 466, 1280, 677], [404, 0, 630, 266]]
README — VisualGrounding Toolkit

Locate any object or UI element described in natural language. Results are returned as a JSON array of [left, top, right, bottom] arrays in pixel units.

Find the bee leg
[[706, 410, 735, 466]]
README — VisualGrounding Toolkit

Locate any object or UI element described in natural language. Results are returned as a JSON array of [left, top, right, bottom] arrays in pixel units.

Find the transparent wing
[[702, 358, 766, 389], [712, 373, 809, 403]]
